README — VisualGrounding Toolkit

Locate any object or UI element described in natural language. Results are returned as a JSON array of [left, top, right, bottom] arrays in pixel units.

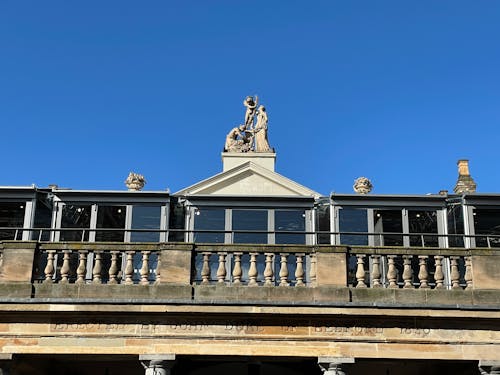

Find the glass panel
[[96, 205, 126, 242], [473, 208, 500, 247], [373, 210, 403, 246], [168, 198, 186, 242], [60, 204, 91, 241], [233, 210, 267, 244], [316, 204, 330, 244], [275, 210, 305, 244], [339, 208, 368, 245], [33, 197, 52, 241], [447, 204, 465, 247], [194, 208, 225, 243], [408, 210, 438, 247], [0, 202, 25, 240], [131, 205, 161, 242]]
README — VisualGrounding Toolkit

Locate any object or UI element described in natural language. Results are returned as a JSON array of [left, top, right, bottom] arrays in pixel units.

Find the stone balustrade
[[0, 241, 498, 303], [40, 243, 160, 285], [348, 248, 473, 289], [194, 244, 314, 286]]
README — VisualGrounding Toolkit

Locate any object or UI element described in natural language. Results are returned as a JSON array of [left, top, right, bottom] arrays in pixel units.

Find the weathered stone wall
[[0, 241, 498, 362]]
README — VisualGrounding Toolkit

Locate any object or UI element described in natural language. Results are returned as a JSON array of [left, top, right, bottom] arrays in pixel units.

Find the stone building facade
[[0, 137, 499, 374]]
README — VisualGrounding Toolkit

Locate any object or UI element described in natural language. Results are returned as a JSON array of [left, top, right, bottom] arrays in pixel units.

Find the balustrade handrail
[[1, 226, 500, 248]]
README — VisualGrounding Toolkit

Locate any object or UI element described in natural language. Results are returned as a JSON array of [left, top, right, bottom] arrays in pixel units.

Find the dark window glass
[[0, 202, 25, 240], [374, 210, 403, 246], [233, 210, 267, 244], [131, 205, 161, 242], [168, 198, 186, 242], [316, 204, 330, 244], [473, 208, 500, 247], [60, 204, 91, 241], [408, 210, 439, 247], [96, 205, 126, 242], [447, 204, 465, 247], [194, 208, 225, 243], [275, 210, 305, 244], [33, 197, 53, 241], [339, 208, 368, 245]]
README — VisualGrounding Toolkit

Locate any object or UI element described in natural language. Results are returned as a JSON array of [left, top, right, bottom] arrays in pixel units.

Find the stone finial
[[125, 172, 146, 191], [353, 177, 373, 194], [453, 159, 476, 194]]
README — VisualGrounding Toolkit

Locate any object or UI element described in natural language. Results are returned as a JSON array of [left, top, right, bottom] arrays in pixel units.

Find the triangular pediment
[[175, 162, 320, 197]]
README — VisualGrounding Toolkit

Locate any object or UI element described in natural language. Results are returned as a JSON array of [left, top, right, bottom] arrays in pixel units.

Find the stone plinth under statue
[[222, 151, 276, 172]]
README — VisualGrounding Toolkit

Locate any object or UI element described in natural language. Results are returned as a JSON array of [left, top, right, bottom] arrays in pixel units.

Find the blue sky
[[1, 1, 499, 195]]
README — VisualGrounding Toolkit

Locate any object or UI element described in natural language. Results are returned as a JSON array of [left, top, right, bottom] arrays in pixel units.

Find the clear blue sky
[[1, 1, 499, 195]]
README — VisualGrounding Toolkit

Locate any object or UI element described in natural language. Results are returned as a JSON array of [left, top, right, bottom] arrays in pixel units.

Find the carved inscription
[[400, 328, 431, 336], [52, 323, 127, 331], [314, 325, 384, 335], [48, 321, 433, 339]]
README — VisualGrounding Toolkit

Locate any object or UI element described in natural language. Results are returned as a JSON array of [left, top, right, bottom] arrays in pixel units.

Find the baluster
[[92, 251, 102, 284], [108, 251, 119, 284], [216, 252, 227, 284], [248, 252, 258, 286], [464, 256, 473, 289], [355, 254, 367, 288], [232, 252, 242, 284], [371, 255, 381, 288], [295, 253, 305, 286], [201, 252, 211, 284], [434, 256, 445, 289], [75, 250, 88, 284], [402, 255, 414, 289], [140, 251, 150, 285], [450, 256, 461, 289], [418, 255, 429, 289], [43, 250, 56, 284], [387, 255, 398, 288], [264, 253, 274, 286], [279, 253, 289, 287], [60, 250, 71, 284], [309, 252, 317, 286], [154, 251, 161, 285], [124, 251, 135, 285]]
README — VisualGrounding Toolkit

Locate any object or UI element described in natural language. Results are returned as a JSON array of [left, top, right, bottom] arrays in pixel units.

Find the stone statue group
[[224, 95, 272, 153]]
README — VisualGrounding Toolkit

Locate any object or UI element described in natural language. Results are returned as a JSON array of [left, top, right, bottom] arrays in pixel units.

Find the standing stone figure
[[243, 95, 258, 129], [253, 105, 271, 152], [224, 95, 272, 153]]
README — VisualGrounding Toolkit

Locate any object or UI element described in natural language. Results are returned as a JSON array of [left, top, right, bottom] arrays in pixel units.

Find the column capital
[[140, 354, 176, 375], [479, 361, 500, 375], [318, 357, 355, 375]]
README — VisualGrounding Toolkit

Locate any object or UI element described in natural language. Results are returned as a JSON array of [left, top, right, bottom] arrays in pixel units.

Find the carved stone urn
[[353, 177, 373, 194], [125, 172, 146, 191]]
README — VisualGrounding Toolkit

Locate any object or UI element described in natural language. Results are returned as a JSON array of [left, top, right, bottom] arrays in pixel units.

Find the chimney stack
[[454, 159, 477, 194]]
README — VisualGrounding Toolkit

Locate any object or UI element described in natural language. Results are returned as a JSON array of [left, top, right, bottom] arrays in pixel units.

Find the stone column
[[0, 354, 13, 375], [479, 361, 500, 375], [140, 354, 175, 375], [318, 357, 355, 375]]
